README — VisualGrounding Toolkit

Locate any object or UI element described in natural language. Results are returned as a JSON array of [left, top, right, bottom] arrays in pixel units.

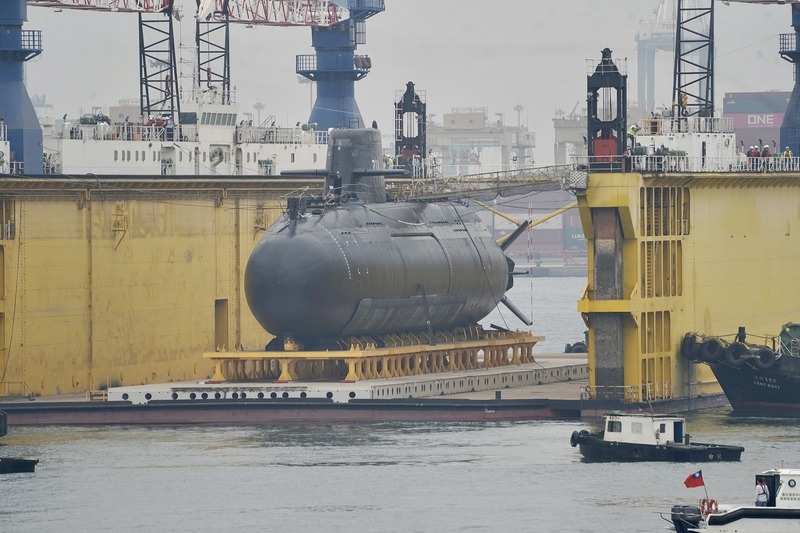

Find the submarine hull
[[244, 200, 509, 342]]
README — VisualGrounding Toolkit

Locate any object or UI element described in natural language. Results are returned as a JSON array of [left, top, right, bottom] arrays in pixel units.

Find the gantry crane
[[636, 0, 675, 113]]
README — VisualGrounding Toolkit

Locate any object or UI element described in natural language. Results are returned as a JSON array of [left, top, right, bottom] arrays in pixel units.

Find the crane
[[636, 0, 676, 113], [297, 1, 387, 130], [2, 1, 350, 173], [671, 1, 800, 149], [27, 1, 347, 24], [27, 1, 349, 120]]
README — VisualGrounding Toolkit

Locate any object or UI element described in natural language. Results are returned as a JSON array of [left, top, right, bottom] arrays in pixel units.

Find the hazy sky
[[24, 0, 795, 165]]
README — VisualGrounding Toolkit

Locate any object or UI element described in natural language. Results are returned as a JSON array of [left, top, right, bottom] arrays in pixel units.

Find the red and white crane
[[27, 1, 348, 26], [27, 0, 349, 119]]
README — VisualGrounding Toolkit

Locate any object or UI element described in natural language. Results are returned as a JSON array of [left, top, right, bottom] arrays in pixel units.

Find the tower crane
[[671, 1, 800, 149]]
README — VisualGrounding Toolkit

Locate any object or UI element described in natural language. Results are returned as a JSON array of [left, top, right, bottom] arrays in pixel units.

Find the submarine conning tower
[[325, 127, 387, 204], [586, 48, 628, 173], [779, 3, 800, 153], [0, 0, 43, 174]]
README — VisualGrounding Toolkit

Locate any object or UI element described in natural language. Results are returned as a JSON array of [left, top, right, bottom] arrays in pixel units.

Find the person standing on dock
[[755, 480, 769, 507]]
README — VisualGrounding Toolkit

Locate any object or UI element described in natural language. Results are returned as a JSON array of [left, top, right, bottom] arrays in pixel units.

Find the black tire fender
[[699, 338, 724, 363], [571, 342, 588, 353], [680, 332, 702, 360], [723, 342, 749, 366], [752, 347, 776, 370], [564, 343, 572, 354]]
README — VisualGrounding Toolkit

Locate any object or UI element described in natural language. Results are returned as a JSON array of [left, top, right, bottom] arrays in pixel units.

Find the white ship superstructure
[[40, 91, 327, 176]]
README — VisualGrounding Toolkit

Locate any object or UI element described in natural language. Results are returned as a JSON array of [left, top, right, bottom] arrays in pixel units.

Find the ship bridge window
[[607, 420, 622, 432]]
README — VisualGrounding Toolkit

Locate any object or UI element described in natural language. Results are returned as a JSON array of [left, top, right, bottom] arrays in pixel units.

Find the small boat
[[668, 468, 800, 532], [569, 412, 744, 462], [0, 457, 39, 474]]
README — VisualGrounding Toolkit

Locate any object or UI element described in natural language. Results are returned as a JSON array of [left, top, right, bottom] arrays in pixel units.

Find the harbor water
[[3, 276, 799, 532]]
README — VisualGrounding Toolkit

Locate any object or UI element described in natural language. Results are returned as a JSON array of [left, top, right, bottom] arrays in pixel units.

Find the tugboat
[[682, 323, 800, 415], [569, 412, 744, 462], [0, 457, 38, 474], [668, 468, 800, 533]]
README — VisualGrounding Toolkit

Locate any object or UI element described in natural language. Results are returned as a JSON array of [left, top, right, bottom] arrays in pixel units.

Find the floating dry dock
[[0, 352, 728, 424]]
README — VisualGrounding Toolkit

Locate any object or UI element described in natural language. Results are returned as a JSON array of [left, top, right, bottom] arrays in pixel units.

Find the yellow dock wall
[[0, 189, 283, 396], [577, 172, 800, 400]]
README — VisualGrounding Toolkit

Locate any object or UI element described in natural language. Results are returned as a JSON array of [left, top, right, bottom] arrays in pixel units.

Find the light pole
[[253, 101, 264, 126], [514, 104, 525, 167]]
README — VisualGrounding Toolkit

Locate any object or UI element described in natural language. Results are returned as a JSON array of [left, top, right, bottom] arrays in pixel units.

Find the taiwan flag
[[684, 470, 704, 488]]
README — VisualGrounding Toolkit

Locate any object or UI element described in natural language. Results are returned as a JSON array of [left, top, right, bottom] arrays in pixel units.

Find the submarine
[[244, 126, 531, 351]]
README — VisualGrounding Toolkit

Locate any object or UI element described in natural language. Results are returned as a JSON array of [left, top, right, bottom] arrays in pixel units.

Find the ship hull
[[573, 433, 743, 462], [707, 359, 800, 416]]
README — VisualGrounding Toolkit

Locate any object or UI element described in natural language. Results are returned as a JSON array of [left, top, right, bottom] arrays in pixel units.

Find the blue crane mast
[[0, 0, 42, 174], [297, 0, 385, 130]]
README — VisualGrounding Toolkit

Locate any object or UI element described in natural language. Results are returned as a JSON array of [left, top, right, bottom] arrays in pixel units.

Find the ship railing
[[182, 87, 237, 106], [1, 381, 34, 400], [405, 164, 569, 197], [7, 162, 23, 175], [638, 116, 733, 135], [63, 123, 191, 143], [571, 155, 800, 174], [631, 154, 800, 173], [236, 125, 328, 145], [581, 382, 671, 403]]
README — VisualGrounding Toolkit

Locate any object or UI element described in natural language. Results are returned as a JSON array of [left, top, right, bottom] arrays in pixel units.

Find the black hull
[[574, 434, 743, 462], [708, 357, 800, 416], [0, 457, 38, 474]]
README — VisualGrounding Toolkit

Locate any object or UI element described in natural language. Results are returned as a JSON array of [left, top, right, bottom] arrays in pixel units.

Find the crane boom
[[28, 0, 348, 25], [27, 0, 171, 12], [218, 1, 348, 26]]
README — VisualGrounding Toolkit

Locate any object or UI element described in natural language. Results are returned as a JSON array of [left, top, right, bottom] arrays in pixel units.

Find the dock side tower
[[297, 0, 385, 130], [0, 0, 42, 174], [586, 48, 627, 170]]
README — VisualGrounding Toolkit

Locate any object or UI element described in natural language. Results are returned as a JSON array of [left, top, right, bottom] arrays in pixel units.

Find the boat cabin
[[602, 413, 686, 446], [757, 468, 800, 508]]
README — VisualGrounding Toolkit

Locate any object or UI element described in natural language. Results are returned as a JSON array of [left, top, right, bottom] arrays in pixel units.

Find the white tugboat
[[668, 468, 800, 532]]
